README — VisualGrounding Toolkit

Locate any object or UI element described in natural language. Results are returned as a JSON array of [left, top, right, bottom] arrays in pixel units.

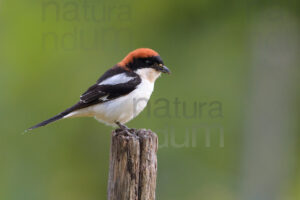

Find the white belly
[[67, 79, 154, 126]]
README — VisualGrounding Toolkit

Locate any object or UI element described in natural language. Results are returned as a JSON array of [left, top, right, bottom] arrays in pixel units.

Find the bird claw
[[115, 121, 129, 130], [115, 121, 135, 137]]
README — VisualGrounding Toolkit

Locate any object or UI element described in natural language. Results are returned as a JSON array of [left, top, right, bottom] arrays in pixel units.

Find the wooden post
[[107, 128, 158, 200]]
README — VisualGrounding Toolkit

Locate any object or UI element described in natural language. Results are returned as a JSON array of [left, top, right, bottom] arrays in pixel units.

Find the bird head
[[118, 48, 170, 82]]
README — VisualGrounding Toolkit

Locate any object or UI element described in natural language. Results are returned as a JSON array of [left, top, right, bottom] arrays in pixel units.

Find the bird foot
[[116, 121, 129, 130], [115, 121, 135, 137]]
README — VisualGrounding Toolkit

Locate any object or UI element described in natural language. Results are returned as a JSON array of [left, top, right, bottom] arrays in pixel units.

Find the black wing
[[27, 67, 140, 130], [80, 75, 141, 105], [80, 67, 140, 104]]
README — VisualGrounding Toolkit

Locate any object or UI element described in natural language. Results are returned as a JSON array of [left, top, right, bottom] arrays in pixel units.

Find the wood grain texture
[[107, 129, 158, 200]]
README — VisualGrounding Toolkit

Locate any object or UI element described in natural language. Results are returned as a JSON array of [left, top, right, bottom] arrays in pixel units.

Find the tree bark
[[107, 129, 158, 200]]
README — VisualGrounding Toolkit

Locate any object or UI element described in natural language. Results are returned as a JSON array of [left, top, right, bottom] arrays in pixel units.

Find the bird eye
[[145, 60, 151, 65]]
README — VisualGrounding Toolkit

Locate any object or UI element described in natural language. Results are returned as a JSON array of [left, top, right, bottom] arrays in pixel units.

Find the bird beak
[[160, 65, 171, 74]]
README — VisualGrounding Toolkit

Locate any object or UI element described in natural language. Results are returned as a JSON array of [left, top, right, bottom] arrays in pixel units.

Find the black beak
[[160, 65, 171, 74]]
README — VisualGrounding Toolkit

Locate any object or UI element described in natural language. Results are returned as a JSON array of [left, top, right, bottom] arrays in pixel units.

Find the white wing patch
[[99, 95, 109, 101], [99, 73, 134, 85]]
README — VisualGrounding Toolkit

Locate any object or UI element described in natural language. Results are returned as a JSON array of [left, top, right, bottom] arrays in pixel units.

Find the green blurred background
[[1, 0, 300, 199]]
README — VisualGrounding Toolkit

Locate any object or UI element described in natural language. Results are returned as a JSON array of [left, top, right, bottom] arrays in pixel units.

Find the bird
[[28, 48, 170, 131]]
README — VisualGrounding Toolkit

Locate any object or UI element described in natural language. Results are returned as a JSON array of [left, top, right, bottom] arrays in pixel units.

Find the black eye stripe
[[127, 56, 164, 71]]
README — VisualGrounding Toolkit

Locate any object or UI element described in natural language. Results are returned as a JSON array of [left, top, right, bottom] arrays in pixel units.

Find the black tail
[[27, 102, 85, 131], [27, 113, 65, 130]]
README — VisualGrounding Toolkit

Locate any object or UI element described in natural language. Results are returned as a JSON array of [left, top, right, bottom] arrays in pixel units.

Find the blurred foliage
[[0, 0, 299, 200]]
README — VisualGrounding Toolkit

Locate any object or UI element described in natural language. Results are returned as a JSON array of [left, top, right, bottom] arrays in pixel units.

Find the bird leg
[[115, 121, 129, 130], [115, 121, 135, 136]]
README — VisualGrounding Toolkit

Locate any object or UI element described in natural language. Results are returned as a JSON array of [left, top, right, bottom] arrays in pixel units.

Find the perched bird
[[28, 48, 170, 131]]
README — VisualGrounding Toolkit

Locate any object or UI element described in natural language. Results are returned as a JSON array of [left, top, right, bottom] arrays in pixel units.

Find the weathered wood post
[[107, 128, 158, 200]]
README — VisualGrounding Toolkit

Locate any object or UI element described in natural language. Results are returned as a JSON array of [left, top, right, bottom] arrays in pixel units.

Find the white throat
[[135, 68, 161, 83]]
